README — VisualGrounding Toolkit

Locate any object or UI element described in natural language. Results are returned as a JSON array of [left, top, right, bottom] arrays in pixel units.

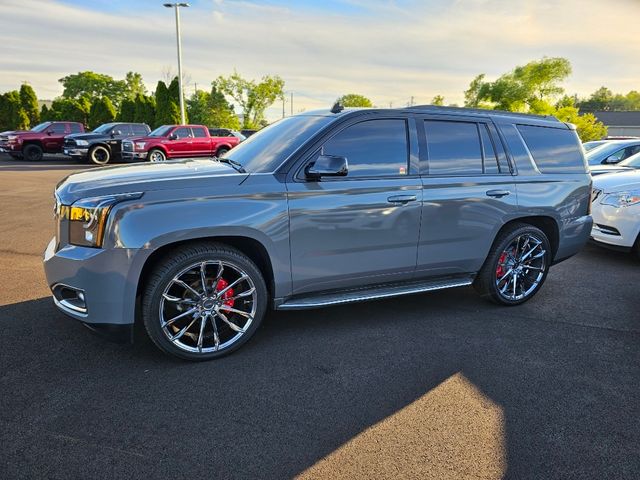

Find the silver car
[[44, 106, 593, 360]]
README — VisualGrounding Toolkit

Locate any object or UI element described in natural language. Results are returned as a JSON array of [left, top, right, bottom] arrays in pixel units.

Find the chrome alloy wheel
[[149, 150, 166, 162], [495, 233, 547, 302], [159, 260, 257, 354]]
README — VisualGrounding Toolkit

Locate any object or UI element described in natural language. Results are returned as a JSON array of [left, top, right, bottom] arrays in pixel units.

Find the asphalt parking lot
[[0, 154, 638, 480]]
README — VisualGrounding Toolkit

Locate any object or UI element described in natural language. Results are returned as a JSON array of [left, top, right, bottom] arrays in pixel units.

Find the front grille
[[64, 138, 77, 148], [122, 141, 133, 152], [0, 135, 10, 148], [591, 188, 603, 203]]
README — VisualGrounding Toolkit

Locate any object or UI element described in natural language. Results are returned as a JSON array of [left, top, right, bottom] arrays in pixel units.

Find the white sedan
[[591, 170, 640, 256]]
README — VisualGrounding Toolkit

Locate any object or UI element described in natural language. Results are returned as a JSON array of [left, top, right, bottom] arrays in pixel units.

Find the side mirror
[[47, 130, 53, 136], [306, 154, 348, 179], [168, 133, 178, 140], [604, 155, 619, 164]]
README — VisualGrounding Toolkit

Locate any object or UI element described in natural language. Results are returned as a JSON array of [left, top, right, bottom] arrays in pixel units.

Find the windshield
[[30, 122, 51, 132], [92, 123, 116, 134], [619, 152, 640, 168], [149, 125, 174, 137], [585, 142, 629, 165], [222, 115, 334, 173]]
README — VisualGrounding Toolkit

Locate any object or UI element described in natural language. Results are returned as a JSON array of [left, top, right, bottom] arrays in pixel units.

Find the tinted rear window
[[424, 120, 483, 175], [517, 125, 585, 173]]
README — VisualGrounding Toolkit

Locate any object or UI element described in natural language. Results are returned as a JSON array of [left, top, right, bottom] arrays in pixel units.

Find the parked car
[[0, 121, 84, 161], [240, 129, 258, 138], [583, 140, 608, 152], [121, 124, 240, 162], [63, 122, 151, 165], [590, 150, 640, 175], [44, 106, 592, 360], [585, 139, 640, 166], [590, 170, 640, 257], [208, 128, 246, 142]]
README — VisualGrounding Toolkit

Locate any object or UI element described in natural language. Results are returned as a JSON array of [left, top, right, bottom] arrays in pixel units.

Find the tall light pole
[[163, 2, 189, 125]]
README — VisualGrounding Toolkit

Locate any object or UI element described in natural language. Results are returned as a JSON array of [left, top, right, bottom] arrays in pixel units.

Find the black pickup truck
[[63, 122, 150, 165]]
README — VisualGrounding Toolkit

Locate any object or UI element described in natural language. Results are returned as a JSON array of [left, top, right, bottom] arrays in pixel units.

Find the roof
[[593, 111, 640, 127]]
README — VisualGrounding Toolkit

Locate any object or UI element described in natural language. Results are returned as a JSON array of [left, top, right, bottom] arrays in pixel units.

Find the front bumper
[[121, 151, 148, 162], [590, 202, 640, 248], [63, 147, 89, 157], [43, 237, 147, 343], [0, 145, 19, 153]]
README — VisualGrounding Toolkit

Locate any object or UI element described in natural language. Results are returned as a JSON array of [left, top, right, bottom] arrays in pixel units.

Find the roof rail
[[405, 104, 556, 120]]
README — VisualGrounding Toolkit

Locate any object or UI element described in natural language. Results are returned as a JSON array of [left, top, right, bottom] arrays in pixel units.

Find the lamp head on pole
[[163, 3, 190, 7]]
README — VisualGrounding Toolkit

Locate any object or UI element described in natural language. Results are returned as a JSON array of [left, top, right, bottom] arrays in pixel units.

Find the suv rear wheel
[[474, 223, 551, 305], [23, 144, 43, 161], [89, 145, 111, 165], [142, 243, 267, 361]]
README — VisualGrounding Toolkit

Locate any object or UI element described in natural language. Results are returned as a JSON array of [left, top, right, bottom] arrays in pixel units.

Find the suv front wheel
[[474, 223, 551, 305], [142, 243, 267, 360]]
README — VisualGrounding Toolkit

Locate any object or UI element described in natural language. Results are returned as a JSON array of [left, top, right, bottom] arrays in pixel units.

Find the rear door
[[415, 115, 517, 277], [190, 126, 212, 157], [286, 116, 422, 295], [44, 123, 68, 152]]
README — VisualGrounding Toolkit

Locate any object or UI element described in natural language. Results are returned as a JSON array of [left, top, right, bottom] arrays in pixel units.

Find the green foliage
[[186, 86, 240, 129], [337, 93, 373, 108], [19, 84, 39, 126], [464, 57, 572, 111], [431, 95, 445, 106], [133, 94, 156, 127], [154, 79, 182, 126], [124, 72, 147, 99], [0, 91, 29, 131], [40, 104, 51, 122], [88, 97, 116, 129], [59, 71, 128, 108], [118, 98, 136, 122], [576, 87, 640, 112], [48, 97, 90, 125], [214, 72, 284, 129]]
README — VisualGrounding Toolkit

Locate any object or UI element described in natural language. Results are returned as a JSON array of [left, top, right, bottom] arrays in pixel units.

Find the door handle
[[387, 195, 417, 204], [486, 189, 511, 198]]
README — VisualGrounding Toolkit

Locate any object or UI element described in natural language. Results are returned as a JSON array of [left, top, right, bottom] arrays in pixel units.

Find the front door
[[287, 117, 422, 295], [415, 116, 518, 277]]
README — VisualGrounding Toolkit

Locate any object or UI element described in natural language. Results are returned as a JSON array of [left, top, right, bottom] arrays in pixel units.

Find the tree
[[431, 95, 445, 106], [577, 87, 640, 112], [88, 97, 116, 128], [186, 86, 240, 129], [555, 106, 607, 142], [134, 94, 156, 127], [167, 76, 187, 123], [337, 93, 373, 108], [124, 72, 147, 99], [464, 57, 572, 112], [48, 97, 91, 125], [19, 84, 39, 126], [59, 71, 127, 107], [214, 72, 284, 129], [118, 98, 136, 122], [40, 104, 51, 122], [155, 79, 182, 125], [0, 91, 29, 131]]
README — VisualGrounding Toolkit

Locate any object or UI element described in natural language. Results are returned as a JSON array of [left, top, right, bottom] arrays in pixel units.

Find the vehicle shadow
[[0, 285, 637, 479]]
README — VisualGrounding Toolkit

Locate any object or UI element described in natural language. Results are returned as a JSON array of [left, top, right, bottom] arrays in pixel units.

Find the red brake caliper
[[496, 252, 507, 278], [214, 278, 235, 309]]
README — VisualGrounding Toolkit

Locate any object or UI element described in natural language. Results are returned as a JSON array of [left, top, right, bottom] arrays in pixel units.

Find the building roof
[[593, 111, 640, 126]]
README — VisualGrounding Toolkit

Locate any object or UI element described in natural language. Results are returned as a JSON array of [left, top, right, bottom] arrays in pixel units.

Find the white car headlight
[[601, 190, 640, 208], [7, 135, 17, 141], [75, 139, 89, 146], [135, 142, 146, 150]]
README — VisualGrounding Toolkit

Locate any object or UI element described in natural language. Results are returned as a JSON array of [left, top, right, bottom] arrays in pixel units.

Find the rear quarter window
[[517, 125, 585, 173]]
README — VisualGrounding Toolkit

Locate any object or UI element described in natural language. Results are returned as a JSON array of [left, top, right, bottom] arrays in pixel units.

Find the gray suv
[[44, 106, 593, 360]]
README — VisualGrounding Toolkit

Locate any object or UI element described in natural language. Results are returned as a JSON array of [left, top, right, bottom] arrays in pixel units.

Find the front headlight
[[58, 192, 143, 248], [7, 135, 17, 141], [75, 139, 89, 146], [135, 142, 146, 150], [600, 190, 640, 208]]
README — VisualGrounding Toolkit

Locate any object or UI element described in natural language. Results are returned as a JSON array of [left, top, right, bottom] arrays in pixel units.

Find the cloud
[[1, 0, 639, 120]]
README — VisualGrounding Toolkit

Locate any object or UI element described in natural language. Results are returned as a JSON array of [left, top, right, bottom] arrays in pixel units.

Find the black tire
[[23, 144, 43, 161], [142, 242, 268, 361], [148, 148, 166, 163], [216, 147, 229, 157], [473, 223, 551, 306], [88, 145, 111, 165]]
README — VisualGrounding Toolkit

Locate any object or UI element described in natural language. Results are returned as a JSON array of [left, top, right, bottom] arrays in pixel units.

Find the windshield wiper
[[214, 156, 246, 173]]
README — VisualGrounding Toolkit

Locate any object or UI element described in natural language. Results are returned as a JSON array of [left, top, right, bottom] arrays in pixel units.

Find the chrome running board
[[277, 276, 473, 310]]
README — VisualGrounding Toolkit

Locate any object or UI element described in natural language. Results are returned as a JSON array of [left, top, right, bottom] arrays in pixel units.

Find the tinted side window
[[424, 120, 482, 175], [173, 127, 191, 139], [480, 124, 499, 174], [68, 123, 82, 134], [517, 125, 585, 173], [192, 127, 207, 138], [115, 124, 132, 135], [131, 124, 148, 136], [322, 119, 408, 177], [50, 123, 67, 134]]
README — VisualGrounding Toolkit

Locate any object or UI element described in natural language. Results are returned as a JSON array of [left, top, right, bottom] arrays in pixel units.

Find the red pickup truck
[[0, 121, 85, 161], [120, 124, 240, 163]]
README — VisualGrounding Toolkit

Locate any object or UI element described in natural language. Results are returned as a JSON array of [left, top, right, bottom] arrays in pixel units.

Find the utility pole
[[282, 95, 285, 118], [290, 92, 294, 116], [163, 3, 190, 125]]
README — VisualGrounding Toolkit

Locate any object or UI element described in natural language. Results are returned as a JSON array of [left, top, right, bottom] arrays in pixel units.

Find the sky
[[2, 0, 639, 120]]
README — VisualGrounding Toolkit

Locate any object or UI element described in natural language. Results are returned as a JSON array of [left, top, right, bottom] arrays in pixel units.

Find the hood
[[589, 164, 635, 176], [123, 135, 164, 143], [593, 170, 640, 193], [66, 132, 108, 141], [0, 130, 31, 137], [56, 158, 248, 204]]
